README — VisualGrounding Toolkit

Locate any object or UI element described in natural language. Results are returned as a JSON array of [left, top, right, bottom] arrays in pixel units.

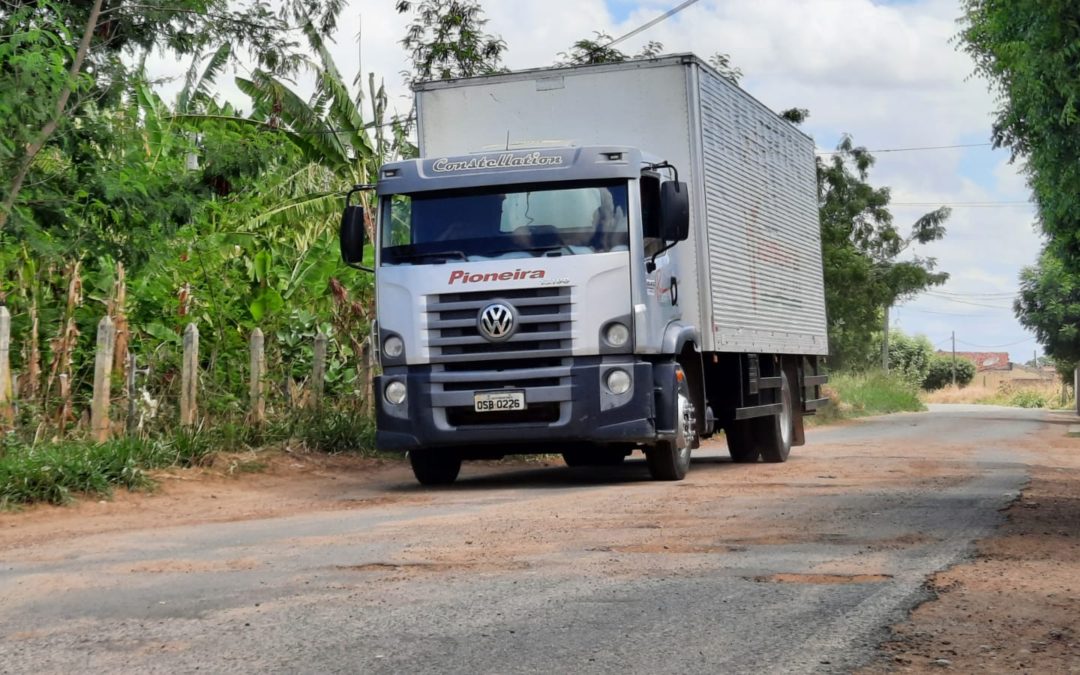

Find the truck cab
[[343, 145, 699, 484]]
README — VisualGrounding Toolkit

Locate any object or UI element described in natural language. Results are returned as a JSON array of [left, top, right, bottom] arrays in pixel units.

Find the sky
[[149, 0, 1044, 363]]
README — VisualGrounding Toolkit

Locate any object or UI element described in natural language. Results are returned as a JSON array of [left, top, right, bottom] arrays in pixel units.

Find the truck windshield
[[381, 181, 629, 265]]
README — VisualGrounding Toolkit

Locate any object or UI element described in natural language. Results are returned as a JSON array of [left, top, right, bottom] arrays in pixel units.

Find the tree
[[556, 31, 662, 66], [817, 136, 951, 368], [396, 0, 507, 84], [959, 1, 1080, 271], [0, 0, 347, 232], [1015, 248, 1080, 377], [924, 354, 976, 390], [886, 331, 935, 386], [707, 52, 742, 84]]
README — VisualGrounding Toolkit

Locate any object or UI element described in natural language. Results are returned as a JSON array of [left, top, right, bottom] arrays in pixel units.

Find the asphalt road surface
[[0, 405, 1043, 674]]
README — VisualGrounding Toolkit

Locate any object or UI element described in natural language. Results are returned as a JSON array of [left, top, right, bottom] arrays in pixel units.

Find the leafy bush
[[0, 437, 161, 507], [923, 354, 977, 390], [888, 331, 935, 387], [1009, 390, 1048, 408]]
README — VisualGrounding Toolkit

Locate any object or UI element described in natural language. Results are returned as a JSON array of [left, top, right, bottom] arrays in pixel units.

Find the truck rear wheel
[[646, 366, 695, 481], [409, 449, 462, 486], [756, 370, 794, 463], [724, 420, 759, 463]]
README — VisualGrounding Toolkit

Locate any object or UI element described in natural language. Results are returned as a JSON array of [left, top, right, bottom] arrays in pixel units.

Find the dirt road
[[0, 405, 1070, 673]]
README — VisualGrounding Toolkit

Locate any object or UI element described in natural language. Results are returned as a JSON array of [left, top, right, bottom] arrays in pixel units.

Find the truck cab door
[[638, 174, 683, 352]]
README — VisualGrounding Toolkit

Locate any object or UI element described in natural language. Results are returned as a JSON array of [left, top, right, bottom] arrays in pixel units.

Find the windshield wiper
[[390, 250, 467, 264], [490, 244, 572, 257]]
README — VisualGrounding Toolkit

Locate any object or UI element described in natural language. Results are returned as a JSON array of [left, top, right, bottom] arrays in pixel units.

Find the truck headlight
[[383, 335, 404, 359], [385, 380, 407, 405], [604, 322, 630, 348], [605, 368, 632, 395]]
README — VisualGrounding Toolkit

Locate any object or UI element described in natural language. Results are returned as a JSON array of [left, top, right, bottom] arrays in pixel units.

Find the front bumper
[[375, 357, 657, 453]]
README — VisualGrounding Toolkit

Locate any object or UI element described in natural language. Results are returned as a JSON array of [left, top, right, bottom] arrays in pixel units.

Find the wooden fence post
[[180, 323, 199, 426], [0, 306, 12, 430], [360, 335, 373, 417], [90, 316, 116, 442], [312, 332, 327, 410], [249, 328, 265, 425], [126, 352, 138, 435]]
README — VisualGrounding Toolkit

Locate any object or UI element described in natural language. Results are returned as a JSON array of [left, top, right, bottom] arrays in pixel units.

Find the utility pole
[[951, 331, 957, 387], [882, 305, 890, 373]]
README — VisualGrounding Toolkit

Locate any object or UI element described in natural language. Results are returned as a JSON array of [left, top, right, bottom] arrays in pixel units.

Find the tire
[[646, 366, 695, 481], [408, 449, 462, 486], [756, 370, 794, 463], [724, 420, 759, 463]]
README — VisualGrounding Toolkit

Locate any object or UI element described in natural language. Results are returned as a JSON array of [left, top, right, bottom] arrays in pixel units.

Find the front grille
[[425, 286, 572, 364]]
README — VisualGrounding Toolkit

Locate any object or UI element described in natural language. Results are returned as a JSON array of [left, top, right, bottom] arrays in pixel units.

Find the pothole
[[751, 573, 894, 585]]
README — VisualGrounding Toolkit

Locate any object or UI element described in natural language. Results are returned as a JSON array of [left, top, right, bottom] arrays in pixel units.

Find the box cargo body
[[415, 54, 828, 356]]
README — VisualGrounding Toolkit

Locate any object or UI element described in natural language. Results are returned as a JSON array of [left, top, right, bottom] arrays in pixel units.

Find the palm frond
[[246, 190, 343, 229], [301, 21, 377, 168], [236, 73, 352, 174]]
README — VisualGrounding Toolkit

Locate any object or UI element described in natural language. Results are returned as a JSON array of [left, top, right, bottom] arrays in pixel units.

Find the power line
[[956, 336, 1036, 349], [600, 0, 702, 52], [890, 201, 1032, 208], [924, 293, 1015, 310], [897, 307, 995, 317], [816, 142, 993, 155], [931, 289, 1017, 296]]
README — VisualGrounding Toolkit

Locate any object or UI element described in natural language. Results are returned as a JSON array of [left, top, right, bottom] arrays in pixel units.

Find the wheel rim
[[779, 373, 793, 448], [675, 388, 695, 460]]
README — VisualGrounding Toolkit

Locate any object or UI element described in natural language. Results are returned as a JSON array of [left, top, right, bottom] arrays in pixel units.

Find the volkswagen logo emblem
[[478, 302, 516, 342]]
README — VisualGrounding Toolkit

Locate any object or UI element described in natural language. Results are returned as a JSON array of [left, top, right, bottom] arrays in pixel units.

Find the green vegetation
[[960, 0, 1080, 271], [817, 139, 949, 369], [923, 354, 977, 391], [0, 412, 377, 508], [1015, 250, 1080, 382], [812, 371, 925, 425], [959, 2, 1080, 377]]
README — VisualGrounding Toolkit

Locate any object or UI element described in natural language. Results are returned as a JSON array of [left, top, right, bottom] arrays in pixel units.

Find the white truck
[[340, 54, 828, 485]]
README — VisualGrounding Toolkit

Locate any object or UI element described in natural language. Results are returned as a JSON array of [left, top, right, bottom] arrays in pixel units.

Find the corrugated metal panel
[[695, 66, 828, 355]]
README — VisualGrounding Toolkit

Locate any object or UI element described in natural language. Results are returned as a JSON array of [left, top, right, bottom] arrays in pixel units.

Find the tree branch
[[0, 0, 104, 232]]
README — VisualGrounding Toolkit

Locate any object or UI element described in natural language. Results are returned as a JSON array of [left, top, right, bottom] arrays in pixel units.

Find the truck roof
[[377, 145, 644, 196], [412, 53, 812, 144]]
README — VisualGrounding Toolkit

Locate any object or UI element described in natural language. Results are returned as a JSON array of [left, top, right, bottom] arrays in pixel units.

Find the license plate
[[473, 390, 526, 412]]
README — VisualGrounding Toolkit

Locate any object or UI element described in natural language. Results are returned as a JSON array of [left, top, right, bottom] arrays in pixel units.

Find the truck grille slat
[[430, 330, 571, 348], [430, 366, 571, 383]]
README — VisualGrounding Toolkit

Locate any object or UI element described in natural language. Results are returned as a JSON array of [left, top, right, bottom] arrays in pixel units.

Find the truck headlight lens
[[385, 380, 407, 405], [605, 369, 632, 395], [383, 335, 404, 359], [604, 322, 630, 348]]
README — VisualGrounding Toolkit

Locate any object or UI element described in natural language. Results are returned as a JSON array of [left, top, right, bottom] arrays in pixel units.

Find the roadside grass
[[0, 408, 379, 509], [810, 371, 925, 425], [922, 380, 1074, 410]]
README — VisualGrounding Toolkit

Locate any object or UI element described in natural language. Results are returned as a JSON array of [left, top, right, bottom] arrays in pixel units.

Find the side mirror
[[659, 181, 690, 242], [340, 204, 367, 266]]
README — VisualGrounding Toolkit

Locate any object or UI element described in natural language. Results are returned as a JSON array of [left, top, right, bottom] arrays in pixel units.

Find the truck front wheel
[[646, 366, 695, 480], [409, 449, 462, 486]]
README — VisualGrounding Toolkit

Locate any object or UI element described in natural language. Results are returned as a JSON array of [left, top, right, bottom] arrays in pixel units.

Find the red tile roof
[[937, 351, 1011, 371]]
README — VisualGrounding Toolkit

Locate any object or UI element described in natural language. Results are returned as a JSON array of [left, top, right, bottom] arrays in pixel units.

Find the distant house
[[938, 351, 1058, 388], [937, 351, 1011, 372]]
